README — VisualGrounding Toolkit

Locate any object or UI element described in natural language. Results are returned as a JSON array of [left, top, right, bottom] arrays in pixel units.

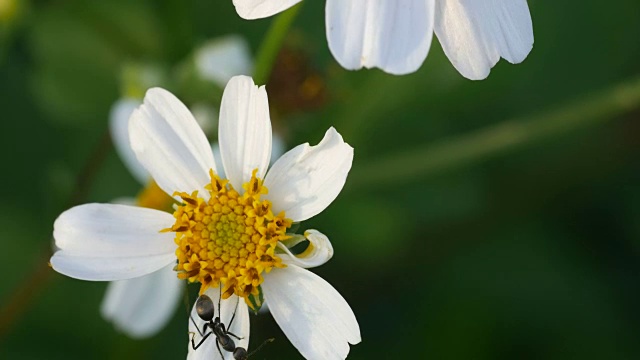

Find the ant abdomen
[[218, 334, 236, 352]]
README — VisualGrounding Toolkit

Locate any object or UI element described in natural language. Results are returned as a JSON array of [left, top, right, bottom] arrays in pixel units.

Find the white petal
[[219, 76, 272, 191], [278, 229, 334, 268], [109, 99, 149, 185], [264, 127, 353, 222], [51, 203, 176, 280], [111, 197, 136, 206], [51, 252, 176, 281], [211, 143, 225, 179], [270, 131, 285, 165], [195, 35, 253, 88], [233, 0, 301, 20], [262, 265, 360, 359], [129, 88, 217, 199], [188, 290, 250, 360], [326, 0, 435, 75], [101, 263, 184, 338], [435, 0, 534, 80]]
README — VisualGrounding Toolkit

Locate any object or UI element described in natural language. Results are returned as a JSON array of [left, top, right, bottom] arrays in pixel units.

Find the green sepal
[[247, 285, 265, 314], [288, 222, 301, 234]]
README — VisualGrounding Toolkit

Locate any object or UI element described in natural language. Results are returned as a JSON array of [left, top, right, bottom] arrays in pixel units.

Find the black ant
[[189, 290, 273, 359]]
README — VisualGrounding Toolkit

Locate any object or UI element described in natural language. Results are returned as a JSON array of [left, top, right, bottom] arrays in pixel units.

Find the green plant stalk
[[349, 76, 640, 190], [253, 3, 303, 85]]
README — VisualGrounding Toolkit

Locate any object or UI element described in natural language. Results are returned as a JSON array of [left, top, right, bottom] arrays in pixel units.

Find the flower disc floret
[[168, 169, 291, 300]]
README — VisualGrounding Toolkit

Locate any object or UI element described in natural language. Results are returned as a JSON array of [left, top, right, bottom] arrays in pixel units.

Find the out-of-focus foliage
[[1, 0, 639, 359]]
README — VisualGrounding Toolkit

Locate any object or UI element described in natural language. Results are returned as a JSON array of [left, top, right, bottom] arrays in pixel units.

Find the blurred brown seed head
[[267, 46, 329, 118]]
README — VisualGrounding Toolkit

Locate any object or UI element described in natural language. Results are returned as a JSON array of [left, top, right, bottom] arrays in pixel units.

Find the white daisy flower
[[232, 0, 534, 79], [52, 75, 360, 359], [104, 94, 284, 338], [99, 35, 260, 339], [104, 99, 186, 339], [195, 35, 254, 87]]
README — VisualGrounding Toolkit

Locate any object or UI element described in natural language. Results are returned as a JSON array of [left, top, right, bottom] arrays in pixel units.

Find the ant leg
[[216, 339, 225, 359], [189, 314, 204, 336], [219, 322, 243, 341], [191, 330, 214, 351], [226, 331, 243, 341], [200, 323, 209, 337]]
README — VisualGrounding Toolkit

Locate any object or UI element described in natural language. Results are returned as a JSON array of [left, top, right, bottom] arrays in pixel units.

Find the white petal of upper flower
[[434, 0, 534, 80], [278, 229, 334, 268], [109, 99, 149, 185], [188, 290, 250, 360], [326, 0, 435, 75], [51, 203, 176, 281], [219, 76, 272, 191], [262, 265, 361, 360], [264, 127, 353, 222], [195, 35, 253, 88], [101, 263, 184, 338], [129, 88, 217, 200], [233, 0, 301, 20]]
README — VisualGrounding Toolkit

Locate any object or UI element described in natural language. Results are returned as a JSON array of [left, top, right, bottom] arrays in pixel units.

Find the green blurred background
[[1, 0, 639, 359]]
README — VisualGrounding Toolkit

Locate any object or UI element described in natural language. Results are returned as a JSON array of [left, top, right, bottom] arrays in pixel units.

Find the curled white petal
[[101, 263, 184, 338], [219, 75, 272, 191], [187, 290, 250, 360], [278, 229, 334, 268], [109, 99, 149, 185], [129, 88, 217, 199], [265, 127, 353, 222], [435, 0, 534, 80], [262, 265, 361, 359], [233, 0, 301, 20], [326, 0, 435, 75], [51, 203, 176, 281], [195, 35, 253, 88]]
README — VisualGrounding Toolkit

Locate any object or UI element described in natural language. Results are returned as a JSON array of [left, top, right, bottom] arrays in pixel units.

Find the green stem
[[348, 76, 640, 190], [252, 3, 303, 85]]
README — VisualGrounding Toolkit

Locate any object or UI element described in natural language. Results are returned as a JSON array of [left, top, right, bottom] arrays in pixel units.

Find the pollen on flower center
[[167, 169, 291, 301]]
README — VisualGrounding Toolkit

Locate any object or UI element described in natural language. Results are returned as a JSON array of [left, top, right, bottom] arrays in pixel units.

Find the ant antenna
[[227, 295, 240, 329], [247, 338, 275, 358], [219, 284, 223, 319]]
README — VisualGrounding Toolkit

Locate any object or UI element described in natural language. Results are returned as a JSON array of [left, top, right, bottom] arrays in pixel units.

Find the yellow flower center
[[136, 180, 174, 211], [167, 169, 291, 301]]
